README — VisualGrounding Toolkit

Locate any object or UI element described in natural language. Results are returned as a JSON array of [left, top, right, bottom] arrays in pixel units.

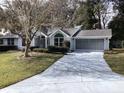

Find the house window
[[0, 39, 3, 45], [7, 38, 14, 45], [54, 33, 64, 47]]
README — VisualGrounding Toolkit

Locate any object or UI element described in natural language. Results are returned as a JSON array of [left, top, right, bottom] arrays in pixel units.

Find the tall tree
[[74, 0, 110, 29], [1, 0, 48, 57], [93, 0, 110, 29], [100, 1, 110, 29], [45, 0, 79, 27], [0, 7, 6, 29], [74, 0, 97, 29], [108, 0, 124, 40]]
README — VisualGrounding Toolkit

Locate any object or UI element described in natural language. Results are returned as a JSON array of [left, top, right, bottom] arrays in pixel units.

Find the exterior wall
[[33, 36, 47, 48], [33, 32, 48, 48], [14, 38, 18, 46], [17, 37, 23, 49], [3, 39, 7, 45], [104, 38, 110, 50], [31, 38, 35, 47], [49, 36, 54, 46], [70, 38, 75, 51]]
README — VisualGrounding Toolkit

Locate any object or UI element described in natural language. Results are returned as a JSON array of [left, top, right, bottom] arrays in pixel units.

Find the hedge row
[[32, 46, 69, 54], [0, 46, 17, 51], [48, 46, 69, 54], [0, 45, 69, 54], [33, 48, 48, 53]]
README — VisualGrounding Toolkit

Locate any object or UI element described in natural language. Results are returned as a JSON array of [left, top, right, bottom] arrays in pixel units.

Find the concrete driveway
[[1, 50, 124, 93]]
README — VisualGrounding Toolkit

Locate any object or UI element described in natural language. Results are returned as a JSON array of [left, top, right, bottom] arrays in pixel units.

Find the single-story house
[[0, 27, 112, 51]]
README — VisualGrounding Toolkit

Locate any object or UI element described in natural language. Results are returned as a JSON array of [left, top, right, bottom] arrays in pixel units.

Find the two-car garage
[[76, 39, 104, 50], [71, 29, 112, 51]]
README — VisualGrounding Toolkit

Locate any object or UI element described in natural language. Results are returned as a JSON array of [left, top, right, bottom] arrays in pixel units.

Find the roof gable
[[41, 27, 80, 37], [49, 29, 70, 37]]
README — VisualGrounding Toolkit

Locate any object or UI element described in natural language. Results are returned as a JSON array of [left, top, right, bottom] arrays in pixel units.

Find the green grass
[[104, 48, 124, 75], [0, 51, 63, 88]]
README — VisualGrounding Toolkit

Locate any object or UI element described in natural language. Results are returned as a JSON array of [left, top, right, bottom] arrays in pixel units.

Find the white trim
[[74, 38, 76, 50], [35, 31, 48, 37], [0, 36, 19, 39], [45, 37, 48, 48], [70, 38, 73, 50], [104, 39, 106, 50], [104, 38, 110, 50], [74, 36, 111, 39], [49, 30, 70, 38]]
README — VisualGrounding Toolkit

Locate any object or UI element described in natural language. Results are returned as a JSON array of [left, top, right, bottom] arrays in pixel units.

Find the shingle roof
[[0, 32, 18, 38], [75, 29, 112, 38], [62, 28, 80, 36], [41, 27, 80, 36]]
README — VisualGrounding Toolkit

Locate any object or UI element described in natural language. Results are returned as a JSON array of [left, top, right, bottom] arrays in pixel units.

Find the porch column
[[45, 37, 48, 48], [74, 38, 76, 50], [70, 38, 73, 50], [70, 37, 75, 51]]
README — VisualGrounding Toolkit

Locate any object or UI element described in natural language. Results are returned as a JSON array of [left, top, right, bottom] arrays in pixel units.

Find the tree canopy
[[0, 0, 49, 57], [108, 0, 124, 40], [74, 0, 110, 29]]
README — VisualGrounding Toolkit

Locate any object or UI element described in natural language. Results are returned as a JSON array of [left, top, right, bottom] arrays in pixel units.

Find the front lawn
[[0, 51, 63, 88], [104, 48, 124, 75]]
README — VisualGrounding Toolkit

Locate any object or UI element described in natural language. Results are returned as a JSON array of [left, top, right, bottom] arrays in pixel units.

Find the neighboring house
[[0, 28, 112, 51], [0, 31, 21, 47]]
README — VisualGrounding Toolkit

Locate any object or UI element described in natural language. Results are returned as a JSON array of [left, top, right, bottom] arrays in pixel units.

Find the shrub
[[48, 46, 69, 54], [63, 40, 70, 48], [30, 46, 39, 51], [0, 45, 17, 51], [33, 48, 48, 53], [48, 46, 56, 52]]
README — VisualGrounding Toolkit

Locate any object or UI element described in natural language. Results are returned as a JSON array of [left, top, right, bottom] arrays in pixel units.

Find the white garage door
[[76, 39, 104, 50]]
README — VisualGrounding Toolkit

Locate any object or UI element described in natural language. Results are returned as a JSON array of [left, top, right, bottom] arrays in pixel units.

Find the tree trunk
[[102, 20, 106, 29], [98, 7, 102, 29], [98, 15, 102, 29], [24, 41, 31, 57]]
